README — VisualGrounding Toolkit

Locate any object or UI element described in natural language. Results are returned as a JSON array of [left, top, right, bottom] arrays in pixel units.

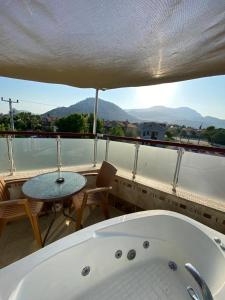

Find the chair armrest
[[85, 186, 112, 195], [5, 179, 27, 187], [0, 198, 27, 207], [82, 173, 98, 177]]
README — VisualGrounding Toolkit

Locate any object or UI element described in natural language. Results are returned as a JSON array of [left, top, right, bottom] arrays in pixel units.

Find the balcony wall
[[1, 134, 225, 233]]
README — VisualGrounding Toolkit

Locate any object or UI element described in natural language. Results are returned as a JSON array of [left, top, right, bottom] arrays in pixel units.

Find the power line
[[21, 99, 57, 107], [1, 97, 19, 131]]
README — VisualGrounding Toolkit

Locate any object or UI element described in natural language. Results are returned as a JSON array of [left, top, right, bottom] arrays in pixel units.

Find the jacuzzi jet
[[127, 249, 136, 260], [168, 261, 177, 271], [115, 250, 122, 259], [81, 266, 90, 276], [143, 241, 150, 249]]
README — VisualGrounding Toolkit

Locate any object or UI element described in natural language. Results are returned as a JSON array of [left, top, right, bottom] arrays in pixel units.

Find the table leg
[[43, 201, 57, 246]]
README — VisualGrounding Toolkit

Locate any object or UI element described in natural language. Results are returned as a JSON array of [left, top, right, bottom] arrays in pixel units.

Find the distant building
[[41, 115, 58, 131], [104, 120, 138, 137], [139, 122, 166, 140]]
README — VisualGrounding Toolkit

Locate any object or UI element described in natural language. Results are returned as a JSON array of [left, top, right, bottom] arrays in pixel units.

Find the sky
[[0, 75, 225, 118]]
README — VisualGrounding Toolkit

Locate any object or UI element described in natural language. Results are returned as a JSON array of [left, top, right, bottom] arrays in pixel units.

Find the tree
[[180, 129, 187, 140], [0, 124, 7, 131], [203, 126, 216, 143], [14, 112, 42, 131], [109, 126, 125, 136], [0, 115, 10, 129], [165, 131, 173, 140], [206, 126, 215, 131], [55, 114, 87, 132], [190, 130, 197, 138], [87, 113, 104, 133], [211, 129, 225, 145]]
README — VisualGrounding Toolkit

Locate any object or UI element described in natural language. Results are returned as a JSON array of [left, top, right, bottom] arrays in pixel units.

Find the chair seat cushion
[[0, 200, 43, 219]]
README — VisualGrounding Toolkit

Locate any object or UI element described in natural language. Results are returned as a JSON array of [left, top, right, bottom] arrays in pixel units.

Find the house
[[139, 122, 166, 140]]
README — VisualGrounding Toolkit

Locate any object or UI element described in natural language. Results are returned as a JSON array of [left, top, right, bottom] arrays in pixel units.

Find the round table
[[22, 171, 87, 245], [22, 171, 86, 202]]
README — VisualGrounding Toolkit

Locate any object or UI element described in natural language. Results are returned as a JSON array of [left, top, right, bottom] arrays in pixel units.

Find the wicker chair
[[0, 177, 43, 247], [72, 161, 117, 230]]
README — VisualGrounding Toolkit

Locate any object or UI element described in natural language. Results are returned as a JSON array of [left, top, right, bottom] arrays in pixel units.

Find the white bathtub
[[0, 210, 225, 300]]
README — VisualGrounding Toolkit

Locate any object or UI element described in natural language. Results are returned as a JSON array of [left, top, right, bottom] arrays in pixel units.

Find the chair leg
[[100, 196, 110, 220], [75, 208, 83, 231], [74, 194, 88, 231], [68, 198, 74, 215], [0, 219, 7, 237], [31, 215, 43, 247]]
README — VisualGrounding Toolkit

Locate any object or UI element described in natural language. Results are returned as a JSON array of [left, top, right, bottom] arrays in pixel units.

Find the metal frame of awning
[[93, 88, 99, 167], [93, 89, 99, 135]]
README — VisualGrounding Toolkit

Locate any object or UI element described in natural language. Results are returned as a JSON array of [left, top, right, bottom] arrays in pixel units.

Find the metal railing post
[[93, 136, 98, 167], [105, 138, 110, 161], [172, 147, 184, 192], [6, 135, 15, 175], [132, 143, 140, 180], [56, 135, 62, 172]]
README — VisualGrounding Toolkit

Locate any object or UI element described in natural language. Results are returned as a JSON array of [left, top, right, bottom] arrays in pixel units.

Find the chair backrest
[[0, 177, 8, 202], [96, 161, 117, 188]]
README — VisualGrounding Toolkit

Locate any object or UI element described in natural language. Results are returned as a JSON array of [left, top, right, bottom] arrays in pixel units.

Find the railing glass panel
[[107, 141, 134, 173], [0, 138, 9, 173], [13, 138, 56, 171], [96, 139, 106, 164], [178, 151, 225, 201], [61, 139, 93, 166], [137, 145, 177, 185]]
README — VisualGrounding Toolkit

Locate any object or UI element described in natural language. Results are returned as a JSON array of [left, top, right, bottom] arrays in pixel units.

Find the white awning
[[0, 1, 225, 89]]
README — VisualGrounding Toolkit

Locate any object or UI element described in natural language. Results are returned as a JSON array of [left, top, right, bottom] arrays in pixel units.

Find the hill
[[43, 99, 225, 128], [126, 106, 225, 128], [43, 98, 138, 122]]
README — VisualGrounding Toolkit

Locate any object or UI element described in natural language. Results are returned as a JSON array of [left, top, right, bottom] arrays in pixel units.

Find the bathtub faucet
[[185, 263, 213, 300]]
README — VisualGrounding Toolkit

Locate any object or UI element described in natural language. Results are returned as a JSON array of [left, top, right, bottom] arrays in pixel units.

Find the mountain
[[43, 99, 225, 128], [43, 98, 138, 122], [126, 106, 225, 128]]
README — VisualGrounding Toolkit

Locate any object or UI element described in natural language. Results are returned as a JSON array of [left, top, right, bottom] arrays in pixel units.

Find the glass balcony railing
[[13, 138, 57, 171], [0, 131, 225, 203], [137, 145, 177, 185]]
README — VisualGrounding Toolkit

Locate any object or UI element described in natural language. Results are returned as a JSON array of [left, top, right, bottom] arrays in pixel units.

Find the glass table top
[[22, 171, 87, 201]]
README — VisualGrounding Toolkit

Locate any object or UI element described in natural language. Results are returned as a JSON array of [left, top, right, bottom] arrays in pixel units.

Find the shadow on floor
[[0, 206, 122, 268]]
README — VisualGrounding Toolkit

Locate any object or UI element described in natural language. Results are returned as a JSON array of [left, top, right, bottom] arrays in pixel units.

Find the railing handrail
[[0, 131, 225, 155], [0, 131, 94, 138], [101, 134, 225, 155]]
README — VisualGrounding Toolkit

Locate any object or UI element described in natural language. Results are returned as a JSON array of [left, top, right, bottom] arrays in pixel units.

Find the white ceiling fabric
[[0, 0, 225, 89]]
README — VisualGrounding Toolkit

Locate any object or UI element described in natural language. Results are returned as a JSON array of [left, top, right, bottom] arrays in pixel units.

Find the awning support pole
[[93, 89, 99, 167], [93, 88, 99, 135]]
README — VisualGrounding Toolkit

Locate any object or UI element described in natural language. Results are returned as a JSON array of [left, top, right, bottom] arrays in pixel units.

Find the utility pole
[[1, 97, 19, 130]]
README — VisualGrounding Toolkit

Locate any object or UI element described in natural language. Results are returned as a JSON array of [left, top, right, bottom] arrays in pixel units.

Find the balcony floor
[[0, 206, 122, 269]]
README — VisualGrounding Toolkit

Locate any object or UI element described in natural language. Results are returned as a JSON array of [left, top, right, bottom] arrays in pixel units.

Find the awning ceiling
[[0, 1, 225, 89]]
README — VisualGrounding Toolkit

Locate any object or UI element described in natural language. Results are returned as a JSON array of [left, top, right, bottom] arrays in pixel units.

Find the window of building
[[151, 131, 158, 139]]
